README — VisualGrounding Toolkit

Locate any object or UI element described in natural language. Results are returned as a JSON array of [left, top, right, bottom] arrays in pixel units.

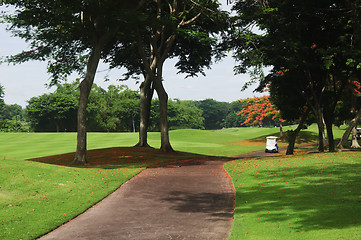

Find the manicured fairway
[[1, 156, 142, 239], [0, 126, 352, 239], [225, 151, 361, 240], [0, 147, 199, 240], [0, 127, 288, 160]]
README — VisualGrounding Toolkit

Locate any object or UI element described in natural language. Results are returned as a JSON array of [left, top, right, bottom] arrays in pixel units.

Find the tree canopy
[[230, 0, 361, 152]]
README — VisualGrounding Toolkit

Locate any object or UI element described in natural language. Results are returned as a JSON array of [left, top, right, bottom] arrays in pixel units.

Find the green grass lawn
[[225, 151, 361, 240], [1, 157, 142, 239], [0, 127, 285, 160], [0, 125, 357, 239]]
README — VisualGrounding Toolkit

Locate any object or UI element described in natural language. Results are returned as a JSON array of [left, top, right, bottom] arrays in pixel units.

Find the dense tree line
[[0, 84, 28, 132], [22, 83, 244, 132]]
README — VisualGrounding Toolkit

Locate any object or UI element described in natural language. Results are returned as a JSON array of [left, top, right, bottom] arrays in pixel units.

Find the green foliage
[[87, 85, 140, 132], [0, 87, 28, 132], [103, 0, 230, 79], [223, 101, 246, 128], [25, 82, 229, 132], [1, 0, 140, 84], [149, 99, 205, 131], [1, 104, 24, 121], [268, 70, 308, 122], [194, 99, 230, 129], [25, 90, 77, 132], [0, 119, 28, 132], [230, 0, 361, 149]]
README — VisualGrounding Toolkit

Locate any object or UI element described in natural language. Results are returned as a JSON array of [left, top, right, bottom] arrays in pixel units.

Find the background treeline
[[0, 82, 250, 132]]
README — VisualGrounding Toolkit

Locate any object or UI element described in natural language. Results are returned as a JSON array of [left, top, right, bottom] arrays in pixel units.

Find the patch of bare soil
[[27, 147, 194, 167]]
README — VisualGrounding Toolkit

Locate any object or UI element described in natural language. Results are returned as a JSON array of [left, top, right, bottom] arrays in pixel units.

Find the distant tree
[[237, 96, 285, 136], [149, 99, 204, 131], [195, 99, 230, 130], [168, 100, 204, 130], [0, 86, 28, 132], [116, 87, 140, 132], [25, 92, 77, 132], [223, 101, 246, 128], [87, 85, 140, 132], [1, 104, 23, 121]]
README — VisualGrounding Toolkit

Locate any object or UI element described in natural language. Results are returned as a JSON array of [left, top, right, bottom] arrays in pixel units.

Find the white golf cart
[[265, 136, 279, 153]]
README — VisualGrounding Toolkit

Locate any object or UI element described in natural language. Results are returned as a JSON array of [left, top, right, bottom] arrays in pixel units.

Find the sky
[[0, 2, 264, 108]]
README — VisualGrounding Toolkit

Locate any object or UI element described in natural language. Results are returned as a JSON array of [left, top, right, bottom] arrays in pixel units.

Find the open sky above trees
[[0, 3, 264, 108]]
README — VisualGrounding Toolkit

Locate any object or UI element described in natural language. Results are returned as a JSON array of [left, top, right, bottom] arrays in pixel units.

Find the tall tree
[[104, 0, 229, 151], [1, 0, 144, 164], [267, 71, 314, 154], [195, 99, 230, 130], [230, 0, 360, 152]]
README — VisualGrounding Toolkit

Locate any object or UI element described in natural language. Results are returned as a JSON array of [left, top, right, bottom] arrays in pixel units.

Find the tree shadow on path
[[162, 190, 234, 221]]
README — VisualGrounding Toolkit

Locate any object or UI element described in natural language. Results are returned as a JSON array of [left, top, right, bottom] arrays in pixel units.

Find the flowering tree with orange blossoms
[[237, 95, 285, 137]]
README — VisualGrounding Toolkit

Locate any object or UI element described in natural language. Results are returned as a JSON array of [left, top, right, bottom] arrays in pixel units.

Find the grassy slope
[[1, 158, 142, 239], [0, 132, 195, 240], [225, 151, 361, 240], [0, 127, 284, 160]]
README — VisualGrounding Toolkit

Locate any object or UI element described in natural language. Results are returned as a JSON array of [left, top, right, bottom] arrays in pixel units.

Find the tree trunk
[[135, 75, 154, 148], [324, 108, 335, 152], [351, 127, 361, 148], [72, 43, 103, 165], [279, 123, 283, 139], [324, 117, 335, 152], [153, 77, 174, 152], [337, 107, 361, 149], [55, 121, 60, 133], [314, 107, 325, 152], [132, 115, 136, 133], [286, 110, 309, 155]]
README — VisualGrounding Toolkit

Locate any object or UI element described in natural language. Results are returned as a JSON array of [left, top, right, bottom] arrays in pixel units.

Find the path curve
[[40, 157, 236, 240], [39, 144, 315, 239]]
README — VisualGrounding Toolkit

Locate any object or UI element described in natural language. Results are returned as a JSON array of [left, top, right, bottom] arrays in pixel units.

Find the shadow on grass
[[26, 147, 209, 169], [235, 159, 361, 232], [230, 131, 319, 147]]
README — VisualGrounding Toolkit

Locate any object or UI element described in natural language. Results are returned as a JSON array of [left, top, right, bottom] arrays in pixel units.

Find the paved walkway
[[40, 145, 307, 240], [40, 157, 238, 240]]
